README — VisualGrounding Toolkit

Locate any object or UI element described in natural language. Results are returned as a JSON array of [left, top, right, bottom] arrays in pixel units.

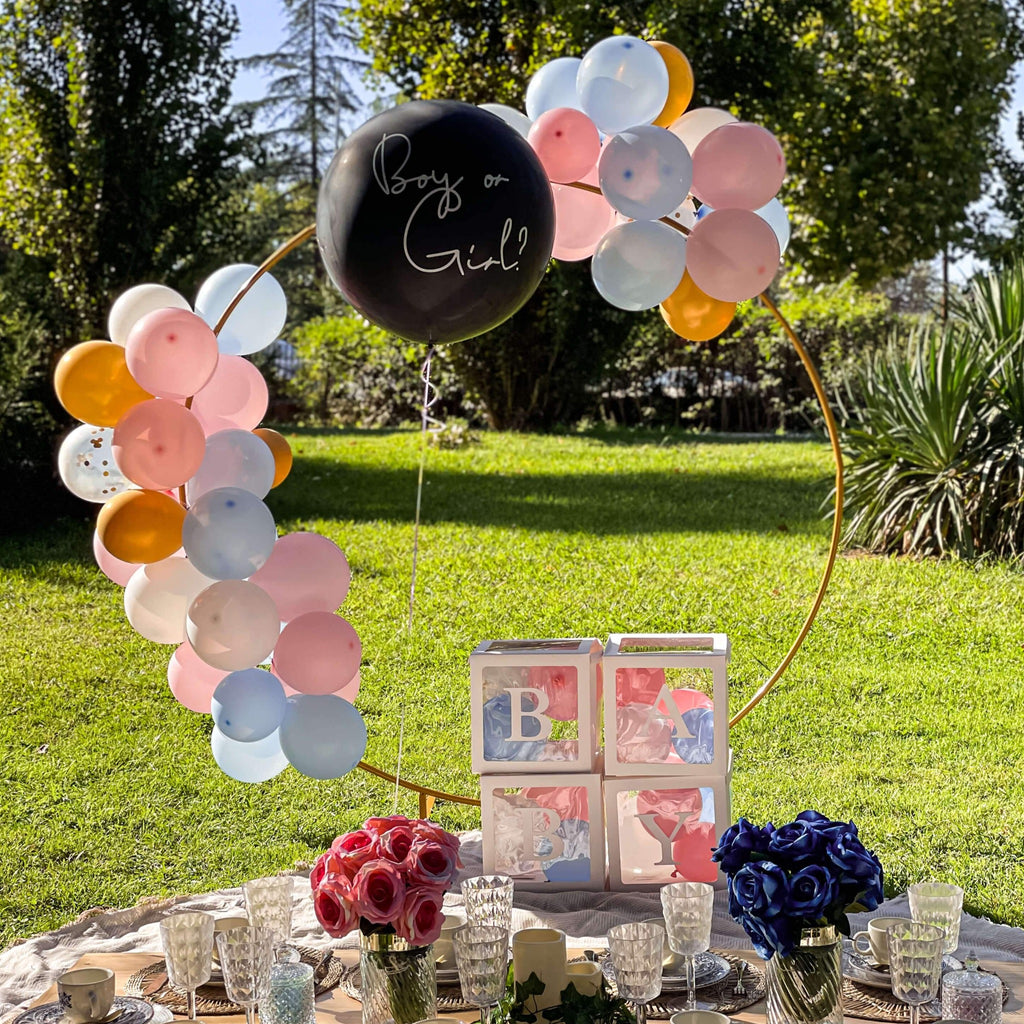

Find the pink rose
[[333, 829, 378, 856], [528, 665, 578, 721], [310, 852, 328, 890], [378, 825, 415, 864], [352, 858, 406, 924], [394, 885, 445, 945], [314, 879, 359, 937], [364, 814, 412, 834], [406, 838, 458, 887], [412, 821, 463, 867]]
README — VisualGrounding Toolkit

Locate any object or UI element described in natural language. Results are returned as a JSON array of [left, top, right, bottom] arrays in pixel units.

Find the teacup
[[58, 967, 115, 1024], [670, 1011, 731, 1024], [212, 915, 249, 963], [852, 916, 906, 965], [642, 917, 684, 970], [432, 913, 464, 967]]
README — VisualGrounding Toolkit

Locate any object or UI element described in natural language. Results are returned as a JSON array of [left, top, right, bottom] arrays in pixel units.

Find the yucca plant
[[837, 323, 993, 557]]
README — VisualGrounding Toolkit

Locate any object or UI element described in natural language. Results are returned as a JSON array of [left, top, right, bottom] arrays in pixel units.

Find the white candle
[[565, 962, 602, 997], [513, 928, 568, 1009]]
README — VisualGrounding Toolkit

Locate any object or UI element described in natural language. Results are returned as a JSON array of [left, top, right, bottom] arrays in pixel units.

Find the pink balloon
[[686, 208, 781, 301], [189, 354, 269, 435], [528, 107, 601, 184], [125, 308, 219, 399], [248, 532, 351, 622], [271, 611, 360, 696], [168, 641, 228, 713], [691, 122, 786, 211], [521, 785, 590, 823], [551, 164, 617, 261], [92, 529, 140, 586], [112, 398, 206, 490], [283, 671, 360, 703]]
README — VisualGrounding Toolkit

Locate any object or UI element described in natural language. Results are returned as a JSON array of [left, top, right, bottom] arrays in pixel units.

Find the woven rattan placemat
[[842, 969, 1008, 1022]]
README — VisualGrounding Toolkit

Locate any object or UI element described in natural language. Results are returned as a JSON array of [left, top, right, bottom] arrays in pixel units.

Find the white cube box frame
[[604, 633, 729, 778], [480, 772, 606, 891], [470, 638, 602, 775], [604, 765, 731, 891]]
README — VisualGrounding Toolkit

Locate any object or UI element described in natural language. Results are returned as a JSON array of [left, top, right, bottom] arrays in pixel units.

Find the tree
[[0, 0, 247, 343], [352, 0, 1023, 287]]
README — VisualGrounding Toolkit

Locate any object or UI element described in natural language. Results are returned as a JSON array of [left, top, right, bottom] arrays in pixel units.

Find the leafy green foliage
[[502, 971, 635, 1024], [352, 0, 1021, 285]]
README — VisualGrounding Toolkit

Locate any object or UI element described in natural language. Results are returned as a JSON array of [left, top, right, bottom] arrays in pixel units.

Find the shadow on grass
[[272, 457, 831, 535]]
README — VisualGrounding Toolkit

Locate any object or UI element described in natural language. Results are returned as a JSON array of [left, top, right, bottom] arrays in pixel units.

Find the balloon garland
[[53, 33, 842, 792]]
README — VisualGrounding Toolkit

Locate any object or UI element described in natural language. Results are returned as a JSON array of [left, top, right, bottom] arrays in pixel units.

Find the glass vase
[[359, 932, 437, 1024], [765, 926, 843, 1024]]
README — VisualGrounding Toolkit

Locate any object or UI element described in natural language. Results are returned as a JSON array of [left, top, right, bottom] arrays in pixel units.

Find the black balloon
[[316, 100, 556, 345]]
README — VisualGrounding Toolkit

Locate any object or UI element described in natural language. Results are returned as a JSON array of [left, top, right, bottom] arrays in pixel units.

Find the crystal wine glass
[[454, 924, 509, 1024], [909, 881, 964, 955], [216, 926, 274, 1024], [160, 911, 215, 1021], [243, 876, 294, 950], [888, 920, 945, 1024], [660, 881, 715, 1010], [607, 922, 663, 1024], [461, 875, 514, 937]]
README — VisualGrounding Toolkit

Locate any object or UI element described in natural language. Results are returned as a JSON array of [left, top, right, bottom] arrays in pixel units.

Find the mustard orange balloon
[[54, 341, 153, 427], [660, 271, 737, 341], [651, 41, 695, 129], [253, 428, 293, 488], [96, 489, 186, 564]]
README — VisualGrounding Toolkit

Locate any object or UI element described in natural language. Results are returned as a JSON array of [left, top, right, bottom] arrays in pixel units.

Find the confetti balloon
[[211, 727, 289, 783], [253, 428, 292, 488], [181, 486, 277, 580], [185, 429, 276, 504], [660, 271, 737, 342], [186, 579, 281, 671], [591, 220, 687, 311], [249, 532, 351, 622], [598, 125, 692, 221], [279, 695, 367, 780], [691, 122, 786, 211], [124, 555, 214, 644], [112, 398, 206, 491], [54, 341, 153, 427], [577, 36, 668, 135], [96, 489, 186, 565], [108, 283, 191, 347], [528, 107, 601, 184], [211, 668, 288, 742], [189, 354, 269, 435], [195, 264, 287, 357], [168, 641, 228, 713], [272, 611, 360, 696], [479, 103, 532, 139], [125, 307, 219, 399], [57, 424, 131, 503], [650, 41, 694, 128], [686, 208, 781, 302], [525, 57, 583, 120]]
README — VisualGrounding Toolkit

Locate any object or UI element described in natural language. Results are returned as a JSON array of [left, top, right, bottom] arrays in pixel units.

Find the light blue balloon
[[591, 220, 687, 311], [279, 695, 367, 780], [212, 668, 287, 742], [598, 125, 692, 221], [211, 727, 289, 783], [577, 36, 668, 136], [525, 57, 583, 120], [195, 264, 287, 357], [182, 486, 277, 580], [755, 198, 791, 254]]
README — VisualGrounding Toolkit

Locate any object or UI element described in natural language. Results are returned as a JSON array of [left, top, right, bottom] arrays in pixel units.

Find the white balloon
[[756, 198, 791, 254], [479, 103, 532, 139], [669, 107, 737, 157], [598, 125, 692, 221], [124, 556, 214, 645], [211, 727, 288, 783], [185, 429, 275, 504], [195, 264, 287, 357], [577, 36, 669, 135], [525, 57, 583, 120], [591, 220, 687, 311], [57, 424, 132, 503], [667, 197, 698, 231], [187, 579, 281, 671], [107, 283, 190, 347]]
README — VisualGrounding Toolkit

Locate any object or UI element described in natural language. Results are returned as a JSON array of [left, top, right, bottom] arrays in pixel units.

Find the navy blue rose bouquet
[[712, 810, 884, 960]]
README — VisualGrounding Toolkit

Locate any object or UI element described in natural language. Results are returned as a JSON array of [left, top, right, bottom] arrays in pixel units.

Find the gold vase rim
[[798, 925, 839, 947]]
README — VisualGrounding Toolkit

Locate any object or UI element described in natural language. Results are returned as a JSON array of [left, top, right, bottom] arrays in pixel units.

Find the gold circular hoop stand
[[213, 206, 844, 815]]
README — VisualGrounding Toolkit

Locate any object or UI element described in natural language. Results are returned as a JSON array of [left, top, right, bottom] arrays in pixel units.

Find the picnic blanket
[[2, 832, 1023, 1020]]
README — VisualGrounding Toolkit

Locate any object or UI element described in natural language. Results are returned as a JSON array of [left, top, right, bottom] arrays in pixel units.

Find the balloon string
[[393, 344, 442, 813]]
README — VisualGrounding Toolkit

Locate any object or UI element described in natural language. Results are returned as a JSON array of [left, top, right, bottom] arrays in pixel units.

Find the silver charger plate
[[661, 952, 732, 991], [16, 997, 155, 1024]]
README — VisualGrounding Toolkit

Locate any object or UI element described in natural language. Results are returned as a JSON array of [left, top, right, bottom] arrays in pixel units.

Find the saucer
[[843, 945, 964, 990], [660, 952, 731, 992], [16, 997, 155, 1024]]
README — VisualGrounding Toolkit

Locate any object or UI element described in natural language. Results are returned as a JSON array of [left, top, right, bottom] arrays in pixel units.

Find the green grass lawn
[[2, 426, 1024, 948]]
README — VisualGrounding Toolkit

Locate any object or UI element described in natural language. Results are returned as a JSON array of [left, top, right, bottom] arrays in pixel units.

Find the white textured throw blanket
[[3, 832, 1023, 1020]]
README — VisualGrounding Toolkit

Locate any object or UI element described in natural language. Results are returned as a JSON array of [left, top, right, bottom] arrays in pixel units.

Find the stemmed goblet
[[607, 922, 664, 1024], [888, 921, 946, 1024], [909, 882, 964, 956], [454, 924, 509, 1024], [216, 925, 275, 1024], [160, 911, 215, 1021], [244, 876, 294, 951], [461, 875, 514, 938], [660, 881, 715, 1011]]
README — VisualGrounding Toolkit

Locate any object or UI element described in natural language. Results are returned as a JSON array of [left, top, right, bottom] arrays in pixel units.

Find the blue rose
[[712, 817, 773, 874], [481, 693, 546, 761], [730, 860, 789, 919], [767, 820, 823, 867], [796, 810, 854, 840], [787, 864, 839, 919], [738, 908, 798, 959], [827, 832, 884, 909], [671, 707, 714, 764]]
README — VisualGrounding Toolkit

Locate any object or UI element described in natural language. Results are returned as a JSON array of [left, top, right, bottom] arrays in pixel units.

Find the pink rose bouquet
[[311, 815, 461, 945]]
